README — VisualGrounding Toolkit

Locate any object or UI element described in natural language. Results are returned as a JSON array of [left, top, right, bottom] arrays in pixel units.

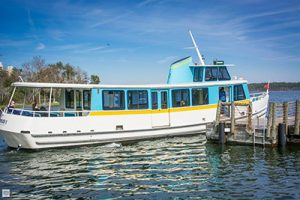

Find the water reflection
[[0, 135, 300, 199]]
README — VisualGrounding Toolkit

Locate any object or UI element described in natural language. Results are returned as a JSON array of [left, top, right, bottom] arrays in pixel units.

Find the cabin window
[[76, 90, 82, 109], [193, 68, 203, 82], [65, 90, 74, 109], [161, 91, 168, 109], [218, 67, 231, 80], [128, 90, 148, 109], [192, 88, 208, 105], [83, 90, 91, 110], [172, 89, 190, 107], [234, 85, 246, 101], [205, 67, 218, 81], [151, 92, 158, 110], [103, 90, 125, 110]]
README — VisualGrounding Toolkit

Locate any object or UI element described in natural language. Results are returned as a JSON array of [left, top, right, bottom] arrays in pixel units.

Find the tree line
[[248, 82, 300, 92], [0, 56, 100, 105]]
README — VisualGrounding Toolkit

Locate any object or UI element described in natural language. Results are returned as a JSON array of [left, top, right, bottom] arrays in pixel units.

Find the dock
[[206, 100, 300, 147]]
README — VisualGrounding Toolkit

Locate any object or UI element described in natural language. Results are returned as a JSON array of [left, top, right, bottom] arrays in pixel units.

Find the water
[[1, 91, 300, 199], [268, 90, 300, 103]]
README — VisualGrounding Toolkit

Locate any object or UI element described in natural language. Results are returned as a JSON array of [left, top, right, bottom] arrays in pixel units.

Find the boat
[[0, 31, 269, 149]]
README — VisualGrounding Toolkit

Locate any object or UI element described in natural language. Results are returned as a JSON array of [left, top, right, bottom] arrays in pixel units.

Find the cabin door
[[151, 90, 170, 127], [219, 86, 231, 102]]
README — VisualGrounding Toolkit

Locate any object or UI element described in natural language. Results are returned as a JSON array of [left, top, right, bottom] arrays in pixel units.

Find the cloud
[[137, 0, 159, 7], [0, 39, 32, 47], [36, 43, 45, 50], [48, 29, 68, 41], [27, 10, 35, 29], [157, 56, 176, 64], [90, 12, 131, 28], [235, 7, 300, 23], [56, 44, 85, 50]]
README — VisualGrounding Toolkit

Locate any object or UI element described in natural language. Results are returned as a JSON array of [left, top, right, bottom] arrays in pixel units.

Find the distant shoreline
[[248, 82, 300, 92]]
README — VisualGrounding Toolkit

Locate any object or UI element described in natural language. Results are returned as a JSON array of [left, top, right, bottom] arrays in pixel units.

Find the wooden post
[[216, 101, 221, 123], [231, 102, 235, 135], [214, 101, 222, 133], [219, 122, 226, 144], [295, 100, 300, 135], [266, 103, 272, 138], [283, 102, 288, 134], [246, 103, 253, 134], [278, 123, 287, 147], [271, 103, 277, 139]]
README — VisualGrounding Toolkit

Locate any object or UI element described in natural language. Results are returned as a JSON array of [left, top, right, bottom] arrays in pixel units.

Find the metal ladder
[[253, 115, 266, 147]]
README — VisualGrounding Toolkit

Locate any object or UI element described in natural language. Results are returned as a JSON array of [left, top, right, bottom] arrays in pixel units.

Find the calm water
[[0, 91, 300, 199]]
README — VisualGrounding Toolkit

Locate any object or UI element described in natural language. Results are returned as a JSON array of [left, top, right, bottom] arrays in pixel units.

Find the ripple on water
[[0, 135, 300, 199]]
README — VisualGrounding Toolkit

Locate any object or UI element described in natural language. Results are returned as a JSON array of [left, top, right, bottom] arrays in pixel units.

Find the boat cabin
[[5, 57, 249, 118]]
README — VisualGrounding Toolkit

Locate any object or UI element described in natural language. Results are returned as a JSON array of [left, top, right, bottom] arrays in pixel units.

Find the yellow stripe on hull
[[89, 104, 218, 116]]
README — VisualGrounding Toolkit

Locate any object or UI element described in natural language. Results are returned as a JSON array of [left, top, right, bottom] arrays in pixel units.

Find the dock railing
[[215, 100, 253, 138], [214, 99, 300, 146], [267, 100, 300, 137]]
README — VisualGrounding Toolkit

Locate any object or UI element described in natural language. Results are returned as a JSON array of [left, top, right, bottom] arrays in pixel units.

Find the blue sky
[[0, 0, 299, 84]]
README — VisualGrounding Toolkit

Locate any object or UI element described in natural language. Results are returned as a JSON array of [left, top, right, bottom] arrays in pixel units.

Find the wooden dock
[[206, 100, 300, 147]]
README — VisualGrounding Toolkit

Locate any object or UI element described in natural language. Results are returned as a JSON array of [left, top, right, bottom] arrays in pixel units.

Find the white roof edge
[[191, 64, 235, 67], [12, 80, 248, 89]]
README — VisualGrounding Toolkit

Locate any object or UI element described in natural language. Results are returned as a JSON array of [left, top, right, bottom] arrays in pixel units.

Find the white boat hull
[[0, 92, 269, 150], [0, 105, 216, 149]]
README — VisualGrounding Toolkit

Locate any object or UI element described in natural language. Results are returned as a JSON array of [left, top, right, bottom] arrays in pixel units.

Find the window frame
[[218, 67, 231, 80], [193, 67, 203, 82], [127, 90, 149, 110], [192, 88, 209, 106], [205, 67, 218, 81], [65, 89, 74, 109], [83, 90, 91, 110], [151, 91, 158, 110], [172, 89, 190, 107], [161, 91, 168, 109], [233, 85, 246, 101], [102, 90, 125, 110]]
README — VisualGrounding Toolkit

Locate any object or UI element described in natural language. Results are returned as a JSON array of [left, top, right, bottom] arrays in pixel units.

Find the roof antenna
[[189, 30, 205, 66]]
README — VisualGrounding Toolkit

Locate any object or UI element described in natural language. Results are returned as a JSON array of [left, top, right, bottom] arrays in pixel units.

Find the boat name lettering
[[0, 118, 7, 125]]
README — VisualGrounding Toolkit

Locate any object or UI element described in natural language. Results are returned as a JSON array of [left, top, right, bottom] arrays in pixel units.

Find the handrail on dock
[[266, 100, 300, 137], [215, 99, 300, 143], [215, 100, 253, 137]]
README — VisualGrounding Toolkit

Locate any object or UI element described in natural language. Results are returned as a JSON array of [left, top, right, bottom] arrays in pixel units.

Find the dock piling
[[283, 102, 288, 133], [218, 122, 226, 144], [271, 102, 277, 140], [246, 103, 253, 134], [295, 100, 300, 135], [278, 123, 287, 147], [208, 99, 300, 147], [230, 102, 235, 135], [266, 103, 272, 138]]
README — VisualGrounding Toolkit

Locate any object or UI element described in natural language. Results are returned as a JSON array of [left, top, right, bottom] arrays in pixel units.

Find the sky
[[0, 0, 299, 84]]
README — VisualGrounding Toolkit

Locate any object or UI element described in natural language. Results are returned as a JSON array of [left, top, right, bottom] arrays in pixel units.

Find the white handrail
[[5, 108, 90, 117], [250, 92, 266, 97]]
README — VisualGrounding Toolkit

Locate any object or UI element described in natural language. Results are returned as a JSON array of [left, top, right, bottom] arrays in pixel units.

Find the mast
[[189, 30, 205, 66]]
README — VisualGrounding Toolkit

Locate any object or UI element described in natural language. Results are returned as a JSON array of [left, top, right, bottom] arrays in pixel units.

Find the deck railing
[[250, 92, 267, 102], [4, 108, 90, 117]]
